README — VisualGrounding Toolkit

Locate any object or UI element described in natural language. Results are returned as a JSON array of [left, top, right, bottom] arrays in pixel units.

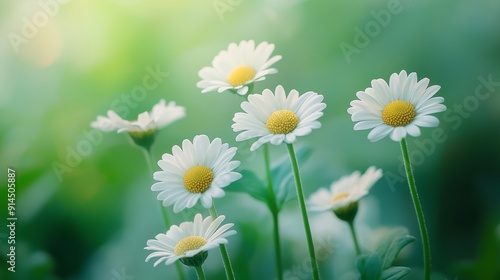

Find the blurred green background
[[1, 0, 500, 279]]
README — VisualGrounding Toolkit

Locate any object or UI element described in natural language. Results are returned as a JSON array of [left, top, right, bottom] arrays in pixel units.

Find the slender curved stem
[[195, 266, 207, 280], [347, 221, 361, 256], [142, 147, 187, 280], [263, 144, 284, 280], [209, 205, 235, 280], [286, 143, 320, 280], [400, 138, 431, 280], [142, 147, 154, 175]]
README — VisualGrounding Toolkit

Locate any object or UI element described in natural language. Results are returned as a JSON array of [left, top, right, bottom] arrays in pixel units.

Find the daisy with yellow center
[[308, 166, 383, 213], [308, 166, 382, 256], [233, 85, 326, 280], [347, 70, 446, 142], [93, 100, 188, 279], [197, 40, 282, 95], [232, 85, 326, 151], [144, 213, 236, 267], [152, 135, 242, 213], [349, 71, 446, 279]]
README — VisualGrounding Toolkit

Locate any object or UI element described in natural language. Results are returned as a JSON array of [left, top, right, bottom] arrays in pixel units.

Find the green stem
[[263, 144, 284, 280], [195, 266, 207, 280], [347, 221, 361, 256], [142, 147, 187, 280], [142, 147, 154, 175], [209, 205, 235, 280], [400, 138, 431, 280], [286, 143, 320, 280]]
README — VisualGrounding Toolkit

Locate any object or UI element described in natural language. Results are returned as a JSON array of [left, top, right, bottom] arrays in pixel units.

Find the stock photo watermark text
[[385, 74, 500, 189], [8, 0, 72, 53], [340, 0, 408, 63], [6, 168, 17, 273]]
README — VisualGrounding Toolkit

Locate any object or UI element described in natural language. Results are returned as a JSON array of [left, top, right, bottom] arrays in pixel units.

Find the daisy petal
[[144, 214, 235, 267], [233, 86, 326, 151], [348, 70, 446, 141], [151, 135, 241, 215], [308, 166, 382, 212], [197, 40, 281, 95]]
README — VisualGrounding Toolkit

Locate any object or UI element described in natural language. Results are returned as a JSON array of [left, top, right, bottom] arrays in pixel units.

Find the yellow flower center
[[174, 236, 207, 255], [331, 192, 349, 203], [382, 100, 416, 127], [227, 65, 256, 86], [266, 110, 299, 134], [183, 166, 214, 193]]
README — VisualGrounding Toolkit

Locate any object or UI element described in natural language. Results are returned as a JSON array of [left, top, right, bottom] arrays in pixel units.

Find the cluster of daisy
[[91, 39, 446, 279]]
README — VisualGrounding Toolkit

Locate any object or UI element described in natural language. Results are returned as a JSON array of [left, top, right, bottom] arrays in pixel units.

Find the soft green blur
[[1, 0, 499, 279]]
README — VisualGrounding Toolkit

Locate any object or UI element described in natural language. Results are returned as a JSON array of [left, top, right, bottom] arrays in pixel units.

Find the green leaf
[[224, 169, 268, 204], [380, 266, 411, 280], [271, 146, 312, 209], [375, 228, 416, 269], [225, 146, 312, 211], [357, 254, 383, 280]]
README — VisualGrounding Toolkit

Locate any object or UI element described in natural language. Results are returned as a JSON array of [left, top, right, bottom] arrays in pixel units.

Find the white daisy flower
[[90, 110, 130, 132], [152, 135, 242, 213], [308, 166, 382, 212], [347, 70, 447, 142], [232, 85, 326, 151], [197, 40, 282, 95], [144, 213, 236, 267], [91, 99, 186, 133]]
